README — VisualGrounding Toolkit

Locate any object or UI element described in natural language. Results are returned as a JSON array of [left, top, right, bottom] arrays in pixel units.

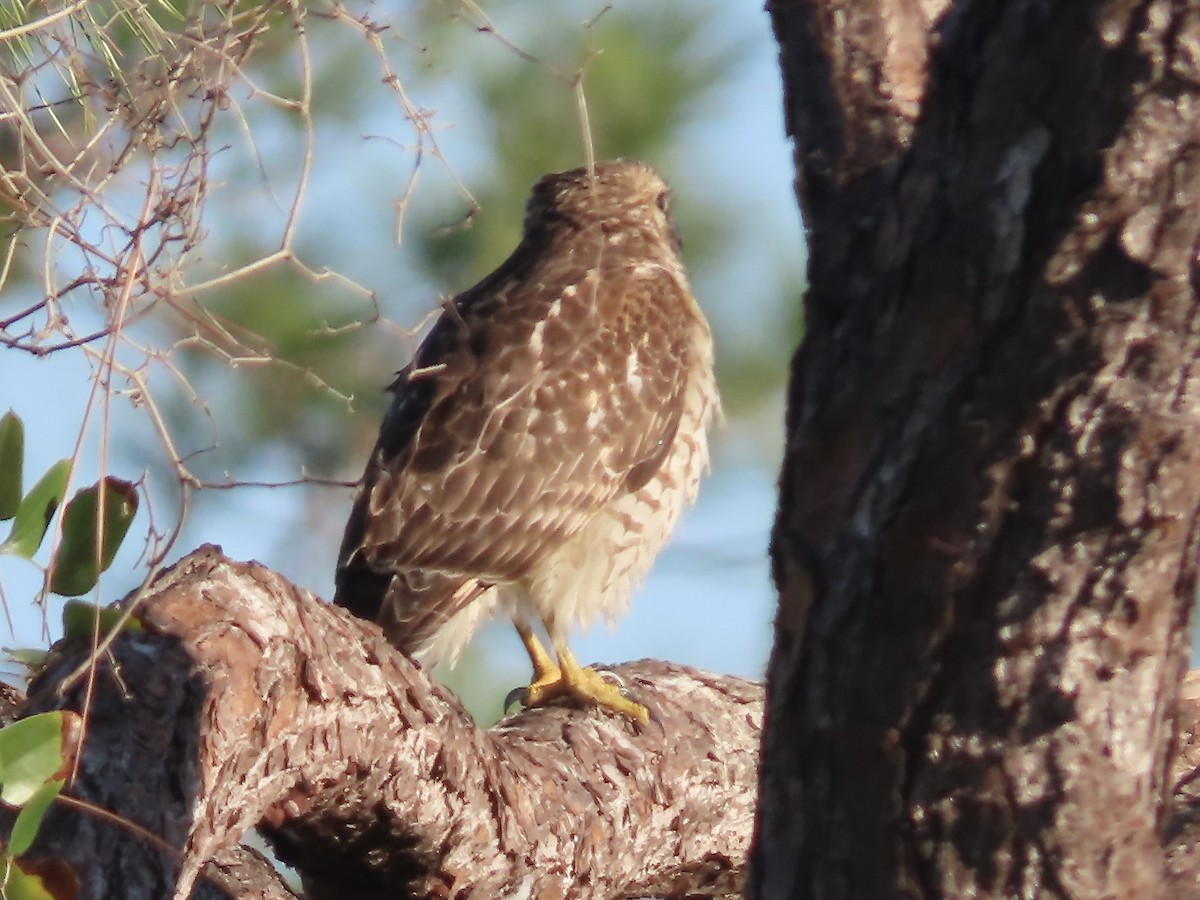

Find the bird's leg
[[514, 620, 561, 686], [515, 621, 648, 723]]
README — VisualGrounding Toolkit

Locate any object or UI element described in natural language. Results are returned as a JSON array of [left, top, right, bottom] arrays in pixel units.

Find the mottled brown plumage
[[335, 160, 717, 720]]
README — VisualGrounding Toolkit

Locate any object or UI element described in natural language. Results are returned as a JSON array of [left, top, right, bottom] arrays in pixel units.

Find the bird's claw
[[516, 663, 647, 723], [503, 685, 529, 715], [594, 667, 626, 689]]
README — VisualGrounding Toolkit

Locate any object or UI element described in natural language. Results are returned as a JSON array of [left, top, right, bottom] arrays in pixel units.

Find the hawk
[[334, 160, 717, 722]]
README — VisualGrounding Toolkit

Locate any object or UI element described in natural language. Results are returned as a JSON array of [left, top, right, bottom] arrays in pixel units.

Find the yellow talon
[[513, 624, 648, 723]]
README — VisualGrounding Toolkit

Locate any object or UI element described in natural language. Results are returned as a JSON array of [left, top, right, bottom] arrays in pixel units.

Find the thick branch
[[1166, 672, 1200, 897], [18, 546, 760, 900]]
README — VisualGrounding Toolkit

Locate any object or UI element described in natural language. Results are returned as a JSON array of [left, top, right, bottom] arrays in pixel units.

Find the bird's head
[[523, 159, 680, 251]]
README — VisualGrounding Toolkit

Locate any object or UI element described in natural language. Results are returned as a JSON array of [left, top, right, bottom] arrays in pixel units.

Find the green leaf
[[0, 461, 70, 559], [8, 779, 63, 856], [60, 601, 144, 644], [98, 605, 143, 635], [48, 478, 138, 597], [0, 412, 23, 520], [0, 860, 56, 900], [58, 603, 97, 643], [3, 649, 48, 676], [0, 713, 66, 806]]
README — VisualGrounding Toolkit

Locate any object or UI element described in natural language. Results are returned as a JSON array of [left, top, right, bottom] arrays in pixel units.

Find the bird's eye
[[655, 191, 671, 214]]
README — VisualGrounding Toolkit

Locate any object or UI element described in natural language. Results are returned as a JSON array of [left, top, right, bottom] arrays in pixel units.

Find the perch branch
[[17, 546, 761, 899]]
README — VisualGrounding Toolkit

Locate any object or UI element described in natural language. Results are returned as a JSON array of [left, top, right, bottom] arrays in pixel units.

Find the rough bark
[[1166, 671, 1200, 894], [757, 1, 1200, 898], [14, 546, 760, 899]]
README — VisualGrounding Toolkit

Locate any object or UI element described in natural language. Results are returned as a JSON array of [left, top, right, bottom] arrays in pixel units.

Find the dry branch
[[16, 546, 761, 900]]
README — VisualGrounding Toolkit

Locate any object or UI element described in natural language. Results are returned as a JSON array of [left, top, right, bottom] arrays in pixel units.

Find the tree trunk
[[755, 1, 1200, 897]]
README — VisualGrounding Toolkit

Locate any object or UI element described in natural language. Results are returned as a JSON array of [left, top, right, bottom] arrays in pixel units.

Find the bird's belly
[[503, 358, 716, 639]]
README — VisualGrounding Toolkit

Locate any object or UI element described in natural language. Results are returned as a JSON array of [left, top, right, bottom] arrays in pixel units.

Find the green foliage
[[97, 0, 186, 54], [0, 858, 57, 900], [9, 779, 63, 857], [0, 0, 187, 151], [0, 412, 24, 520], [0, 414, 138, 598], [0, 712, 69, 807], [3, 650, 48, 678], [0, 712, 75, 898], [1, 461, 69, 561], [60, 600, 144, 644], [48, 479, 139, 597]]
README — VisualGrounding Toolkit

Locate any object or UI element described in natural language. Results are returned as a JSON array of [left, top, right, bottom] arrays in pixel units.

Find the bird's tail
[[334, 560, 493, 665]]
